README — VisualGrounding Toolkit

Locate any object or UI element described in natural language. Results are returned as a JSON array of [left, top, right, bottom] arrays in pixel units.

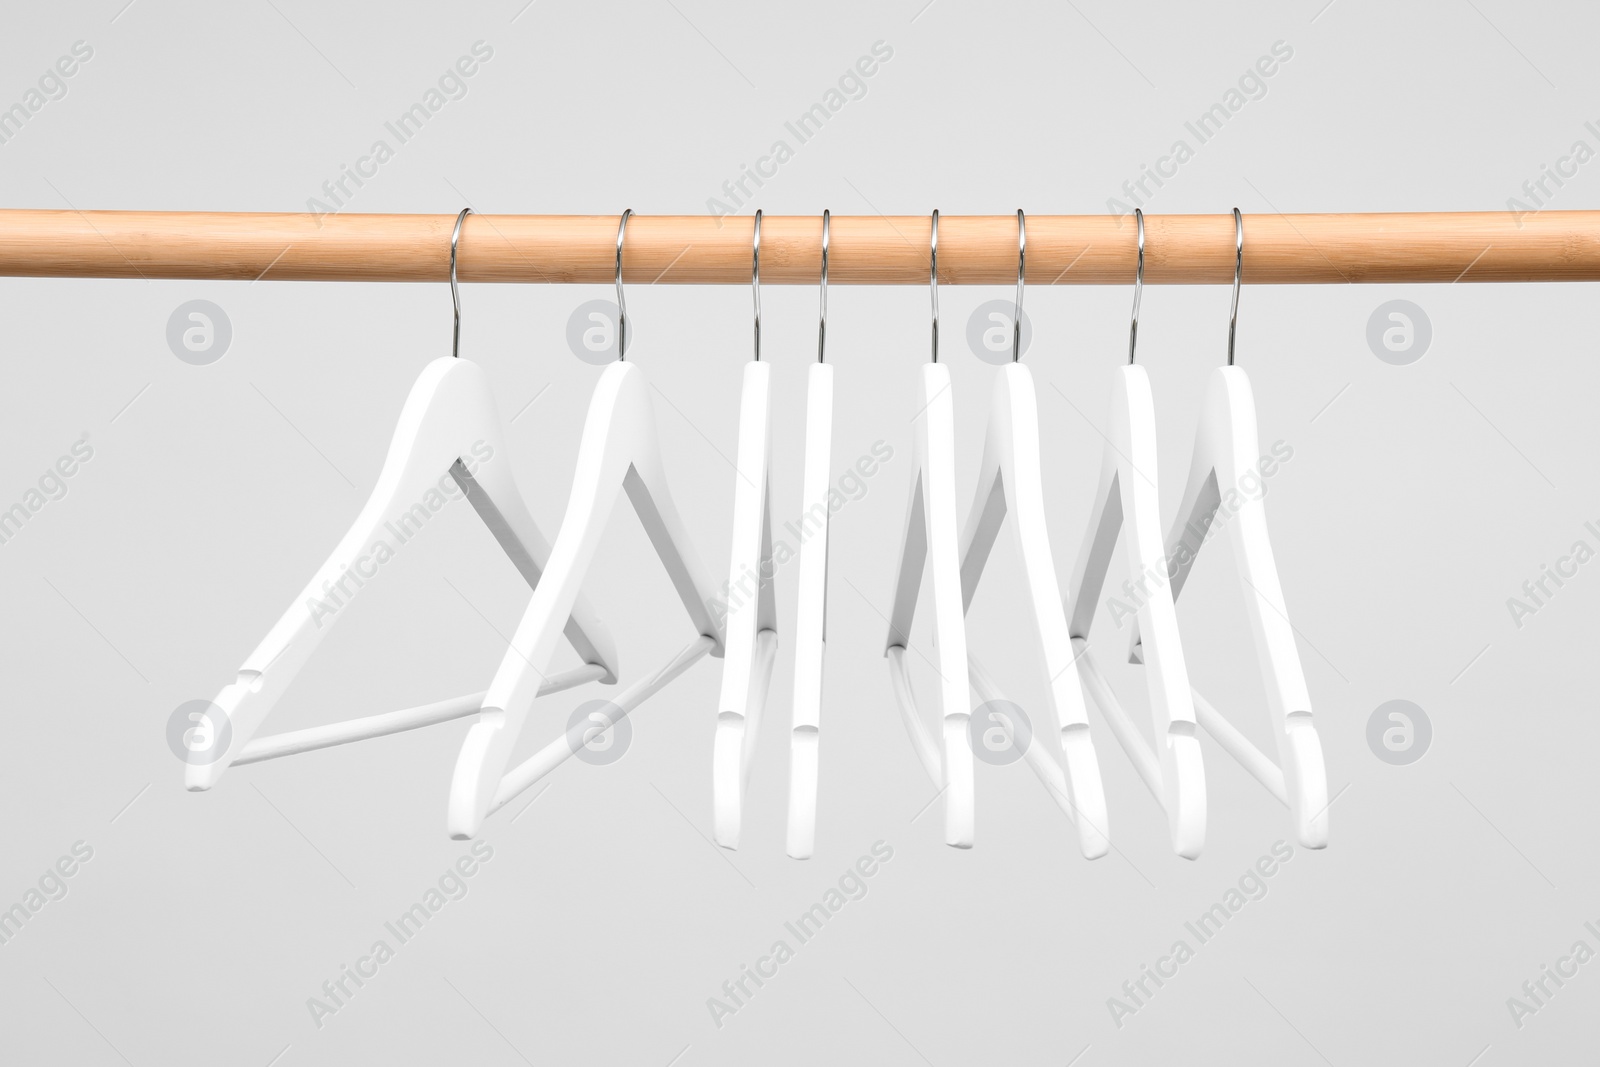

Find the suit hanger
[[447, 209, 727, 840], [956, 211, 1108, 858], [1129, 209, 1328, 848], [883, 210, 975, 849], [712, 211, 780, 849], [786, 210, 832, 859], [1064, 209, 1206, 858], [188, 209, 617, 789]]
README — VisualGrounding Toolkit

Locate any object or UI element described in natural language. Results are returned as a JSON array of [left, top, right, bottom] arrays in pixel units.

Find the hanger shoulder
[[449, 361, 721, 838], [961, 365, 1107, 857], [919, 364, 974, 848], [787, 362, 833, 859], [990, 367, 1085, 724], [1063, 367, 1203, 856], [1117, 366, 1205, 855], [884, 363, 973, 848], [1127, 364, 1256, 655], [1115, 368, 1195, 721], [713, 361, 779, 848], [1199, 368, 1328, 846], [956, 373, 1009, 614], [1129, 365, 1325, 847], [1204, 369, 1314, 716]]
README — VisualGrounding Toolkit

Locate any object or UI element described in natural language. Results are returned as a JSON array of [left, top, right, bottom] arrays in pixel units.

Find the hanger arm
[[1064, 366, 1204, 857], [190, 357, 617, 790], [449, 361, 724, 838], [958, 365, 1106, 857], [883, 363, 973, 848], [713, 361, 779, 849], [1130, 366, 1325, 846], [787, 362, 833, 859]]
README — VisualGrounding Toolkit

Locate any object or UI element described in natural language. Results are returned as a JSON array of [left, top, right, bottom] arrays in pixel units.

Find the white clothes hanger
[[189, 210, 616, 790], [713, 212, 780, 849], [883, 211, 974, 849], [447, 209, 727, 840], [956, 212, 1108, 858], [1065, 209, 1206, 858], [1129, 209, 1328, 848], [786, 211, 832, 859]]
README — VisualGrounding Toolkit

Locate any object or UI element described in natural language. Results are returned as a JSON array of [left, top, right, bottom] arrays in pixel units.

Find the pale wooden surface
[[0, 209, 1595, 283]]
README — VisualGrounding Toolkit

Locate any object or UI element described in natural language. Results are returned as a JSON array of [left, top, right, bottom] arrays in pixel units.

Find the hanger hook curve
[[817, 209, 829, 364], [615, 209, 632, 361], [752, 209, 762, 362], [1228, 207, 1242, 367], [1013, 209, 1026, 363], [450, 207, 472, 359], [929, 209, 940, 364], [1128, 208, 1145, 365]]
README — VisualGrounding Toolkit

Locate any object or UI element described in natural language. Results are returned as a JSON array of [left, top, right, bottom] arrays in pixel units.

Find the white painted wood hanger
[[447, 210, 726, 840], [786, 211, 832, 860], [1065, 210, 1206, 858], [956, 212, 1108, 858], [1129, 209, 1328, 848], [190, 210, 616, 790], [883, 211, 974, 849], [713, 213, 779, 849]]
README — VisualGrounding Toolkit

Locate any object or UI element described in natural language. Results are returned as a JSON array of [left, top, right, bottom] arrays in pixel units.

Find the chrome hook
[[929, 209, 939, 363], [450, 207, 472, 358], [1013, 208, 1026, 363], [817, 209, 829, 363], [615, 208, 632, 361], [1227, 207, 1242, 367], [1128, 208, 1145, 365], [752, 209, 762, 362]]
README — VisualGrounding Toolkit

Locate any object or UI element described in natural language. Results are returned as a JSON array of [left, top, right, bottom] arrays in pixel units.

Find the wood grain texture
[[0, 209, 1594, 283]]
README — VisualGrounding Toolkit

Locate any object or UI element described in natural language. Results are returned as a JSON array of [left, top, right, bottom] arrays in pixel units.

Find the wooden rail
[[0, 209, 1595, 284]]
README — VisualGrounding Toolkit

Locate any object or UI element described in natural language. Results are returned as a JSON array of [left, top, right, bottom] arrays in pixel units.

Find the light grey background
[[0, 1, 1595, 1063]]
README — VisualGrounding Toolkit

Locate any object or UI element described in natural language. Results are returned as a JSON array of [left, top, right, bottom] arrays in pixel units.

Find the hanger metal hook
[[817, 209, 829, 363], [752, 209, 762, 362], [1227, 207, 1242, 367], [615, 208, 632, 361], [929, 209, 940, 364], [1128, 208, 1145, 365], [450, 207, 472, 359], [1013, 208, 1026, 363]]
